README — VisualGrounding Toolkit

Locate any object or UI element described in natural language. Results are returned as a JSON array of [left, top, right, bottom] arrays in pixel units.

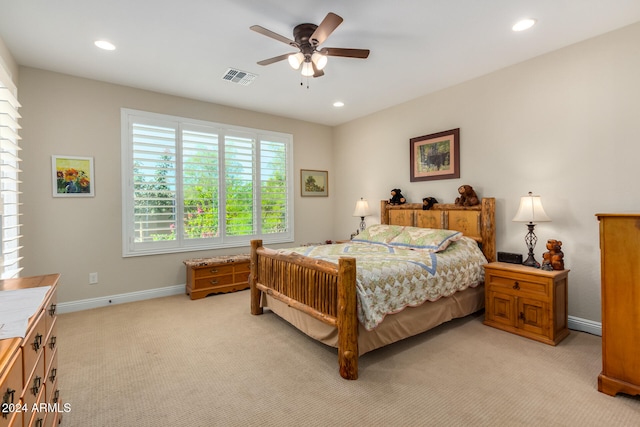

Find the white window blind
[[121, 109, 293, 256], [0, 66, 23, 278]]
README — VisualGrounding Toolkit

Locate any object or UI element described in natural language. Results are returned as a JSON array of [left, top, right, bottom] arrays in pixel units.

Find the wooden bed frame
[[250, 198, 495, 380]]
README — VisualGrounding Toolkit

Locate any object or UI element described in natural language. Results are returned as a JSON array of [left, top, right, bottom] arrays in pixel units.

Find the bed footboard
[[250, 240, 359, 379]]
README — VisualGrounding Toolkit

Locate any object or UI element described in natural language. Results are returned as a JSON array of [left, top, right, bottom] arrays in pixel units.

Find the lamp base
[[522, 222, 540, 268], [522, 254, 540, 268]]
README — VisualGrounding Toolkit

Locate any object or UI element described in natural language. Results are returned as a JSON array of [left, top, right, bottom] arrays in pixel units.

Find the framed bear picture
[[410, 128, 460, 182]]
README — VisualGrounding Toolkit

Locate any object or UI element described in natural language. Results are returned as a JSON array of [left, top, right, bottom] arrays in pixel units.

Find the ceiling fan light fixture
[[288, 52, 304, 69], [301, 61, 314, 77], [311, 52, 328, 70]]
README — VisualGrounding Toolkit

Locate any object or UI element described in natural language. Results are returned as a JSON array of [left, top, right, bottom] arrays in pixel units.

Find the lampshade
[[301, 61, 314, 77], [287, 52, 304, 70], [353, 198, 370, 217], [311, 52, 328, 70], [513, 192, 551, 223]]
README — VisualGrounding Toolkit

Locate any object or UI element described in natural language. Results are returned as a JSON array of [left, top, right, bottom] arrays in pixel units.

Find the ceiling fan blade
[[250, 25, 297, 47], [257, 53, 294, 66], [310, 12, 343, 46], [321, 47, 370, 59]]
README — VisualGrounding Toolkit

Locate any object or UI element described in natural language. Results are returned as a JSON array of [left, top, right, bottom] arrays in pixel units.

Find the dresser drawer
[[44, 290, 57, 336], [22, 349, 44, 413], [485, 270, 549, 297], [1, 349, 22, 427], [193, 264, 235, 279], [194, 273, 235, 290], [22, 312, 46, 387], [45, 348, 58, 406]]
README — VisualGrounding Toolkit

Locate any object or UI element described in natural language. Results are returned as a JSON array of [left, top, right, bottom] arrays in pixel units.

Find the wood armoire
[[596, 213, 640, 396]]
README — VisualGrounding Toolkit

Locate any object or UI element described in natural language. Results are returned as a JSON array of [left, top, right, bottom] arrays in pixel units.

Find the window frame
[[121, 108, 294, 257]]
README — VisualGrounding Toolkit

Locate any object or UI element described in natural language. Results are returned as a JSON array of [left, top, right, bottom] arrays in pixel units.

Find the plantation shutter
[[260, 139, 289, 234], [224, 132, 255, 236], [182, 128, 219, 240], [131, 122, 177, 243], [0, 66, 22, 278]]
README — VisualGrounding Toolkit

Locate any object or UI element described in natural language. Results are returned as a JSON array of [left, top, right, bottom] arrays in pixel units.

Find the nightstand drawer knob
[[513, 281, 520, 290], [210, 269, 219, 274], [210, 280, 219, 285]]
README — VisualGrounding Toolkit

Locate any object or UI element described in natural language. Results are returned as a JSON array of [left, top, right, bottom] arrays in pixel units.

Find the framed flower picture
[[52, 155, 95, 197]]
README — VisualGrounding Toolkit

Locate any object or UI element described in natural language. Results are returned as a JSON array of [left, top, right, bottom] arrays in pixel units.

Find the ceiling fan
[[250, 12, 370, 78]]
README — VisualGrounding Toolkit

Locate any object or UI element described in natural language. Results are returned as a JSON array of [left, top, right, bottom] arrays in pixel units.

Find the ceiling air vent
[[222, 68, 257, 86]]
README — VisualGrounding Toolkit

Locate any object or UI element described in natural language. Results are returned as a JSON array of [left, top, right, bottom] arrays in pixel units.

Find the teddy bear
[[389, 188, 406, 205], [422, 197, 438, 210], [454, 185, 480, 207], [542, 239, 564, 271]]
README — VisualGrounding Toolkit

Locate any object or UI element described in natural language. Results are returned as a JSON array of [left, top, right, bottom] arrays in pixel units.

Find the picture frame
[[410, 128, 460, 182], [52, 155, 95, 197], [300, 169, 328, 197]]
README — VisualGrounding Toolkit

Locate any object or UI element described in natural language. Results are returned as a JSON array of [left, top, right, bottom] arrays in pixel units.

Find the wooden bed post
[[481, 198, 496, 263], [337, 257, 358, 380], [250, 239, 263, 315]]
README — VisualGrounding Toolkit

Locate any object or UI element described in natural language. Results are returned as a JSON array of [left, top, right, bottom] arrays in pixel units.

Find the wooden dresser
[[184, 255, 250, 300], [596, 213, 640, 397], [1, 274, 62, 427], [483, 262, 569, 345]]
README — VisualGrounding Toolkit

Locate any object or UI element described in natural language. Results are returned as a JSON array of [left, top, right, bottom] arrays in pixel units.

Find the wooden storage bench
[[184, 254, 251, 300]]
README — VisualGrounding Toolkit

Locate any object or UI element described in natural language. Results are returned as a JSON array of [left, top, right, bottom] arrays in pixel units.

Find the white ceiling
[[2, 1, 640, 126]]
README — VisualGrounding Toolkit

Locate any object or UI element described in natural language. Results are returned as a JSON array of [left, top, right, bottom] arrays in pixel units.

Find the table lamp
[[512, 192, 551, 268], [353, 198, 370, 232]]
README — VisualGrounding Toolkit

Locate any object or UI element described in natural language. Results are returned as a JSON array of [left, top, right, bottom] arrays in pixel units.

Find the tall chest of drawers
[[1, 274, 62, 427], [596, 214, 640, 397]]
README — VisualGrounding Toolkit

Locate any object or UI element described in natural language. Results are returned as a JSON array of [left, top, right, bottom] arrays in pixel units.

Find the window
[[0, 65, 22, 278], [121, 109, 294, 256]]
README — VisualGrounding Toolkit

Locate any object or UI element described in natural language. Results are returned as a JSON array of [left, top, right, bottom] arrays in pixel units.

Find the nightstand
[[483, 262, 569, 345]]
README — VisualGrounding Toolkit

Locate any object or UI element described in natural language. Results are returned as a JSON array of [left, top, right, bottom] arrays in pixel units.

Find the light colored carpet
[[57, 290, 640, 426]]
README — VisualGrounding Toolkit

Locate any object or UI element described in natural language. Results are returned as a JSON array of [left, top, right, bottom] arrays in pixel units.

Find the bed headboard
[[380, 197, 496, 262]]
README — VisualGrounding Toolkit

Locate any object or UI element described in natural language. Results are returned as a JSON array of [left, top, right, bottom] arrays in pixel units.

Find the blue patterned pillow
[[352, 224, 405, 244], [388, 227, 462, 252]]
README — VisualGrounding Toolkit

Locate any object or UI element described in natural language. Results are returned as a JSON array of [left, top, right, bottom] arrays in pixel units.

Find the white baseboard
[[56, 284, 186, 314], [568, 315, 602, 336], [57, 287, 604, 337]]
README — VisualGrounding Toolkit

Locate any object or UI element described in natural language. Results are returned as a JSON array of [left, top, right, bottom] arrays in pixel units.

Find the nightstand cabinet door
[[483, 262, 569, 346], [517, 297, 547, 337]]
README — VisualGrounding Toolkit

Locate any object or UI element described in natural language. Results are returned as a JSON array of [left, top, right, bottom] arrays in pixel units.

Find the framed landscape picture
[[52, 155, 95, 197], [301, 169, 328, 197], [410, 128, 460, 182]]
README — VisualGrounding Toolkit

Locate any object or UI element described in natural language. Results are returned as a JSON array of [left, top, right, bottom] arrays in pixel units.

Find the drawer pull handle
[[210, 280, 219, 285], [513, 281, 520, 290], [31, 376, 42, 396], [35, 418, 44, 427], [53, 389, 60, 404], [2, 387, 16, 418], [49, 368, 57, 383], [49, 303, 57, 316], [49, 336, 57, 350], [210, 269, 219, 274], [32, 333, 43, 351]]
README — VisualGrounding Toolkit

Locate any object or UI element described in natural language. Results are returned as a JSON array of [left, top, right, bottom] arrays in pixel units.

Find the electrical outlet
[[89, 272, 98, 284]]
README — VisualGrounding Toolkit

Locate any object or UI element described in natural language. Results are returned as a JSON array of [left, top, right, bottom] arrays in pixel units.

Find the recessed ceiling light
[[512, 18, 536, 32], [94, 40, 116, 51], [333, 101, 344, 107]]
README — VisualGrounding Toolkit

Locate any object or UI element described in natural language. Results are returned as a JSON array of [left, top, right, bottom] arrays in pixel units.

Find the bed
[[250, 197, 495, 379]]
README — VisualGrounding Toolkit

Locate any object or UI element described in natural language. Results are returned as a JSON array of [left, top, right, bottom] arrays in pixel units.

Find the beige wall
[[333, 22, 640, 323], [17, 68, 334, 303], [7, 21, 640, 322]]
